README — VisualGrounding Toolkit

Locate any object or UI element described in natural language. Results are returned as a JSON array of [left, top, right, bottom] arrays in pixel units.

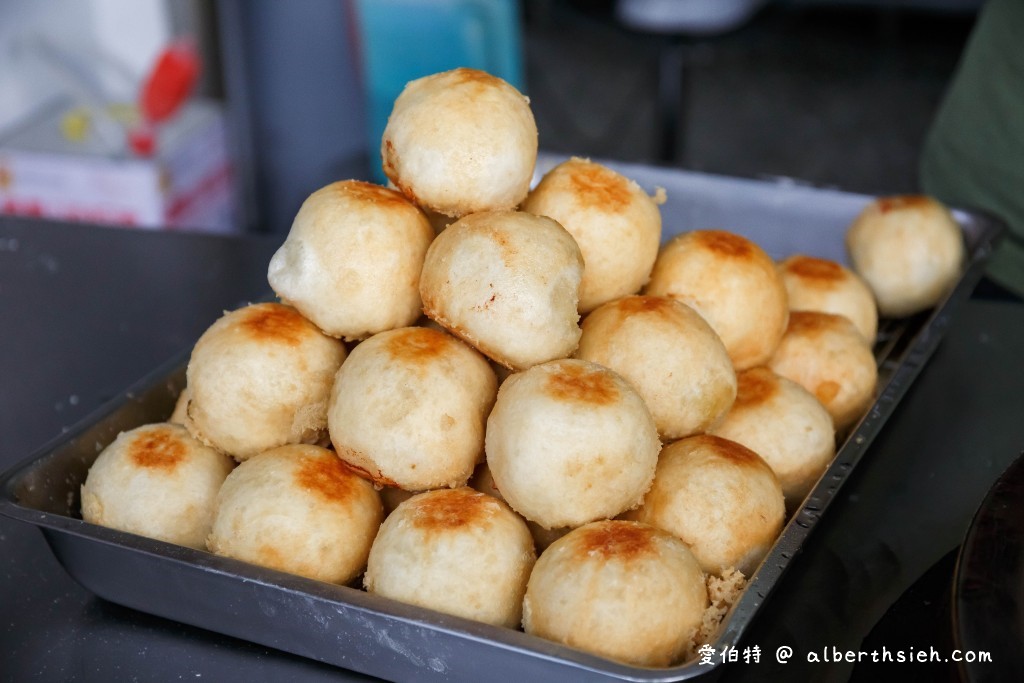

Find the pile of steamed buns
[[80, 68, 966, 667]]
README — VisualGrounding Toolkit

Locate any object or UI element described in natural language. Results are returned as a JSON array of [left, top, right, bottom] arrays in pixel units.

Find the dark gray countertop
[[2, 216, 1022, 682]]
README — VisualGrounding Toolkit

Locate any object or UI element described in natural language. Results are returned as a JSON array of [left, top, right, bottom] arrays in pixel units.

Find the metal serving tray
[[0, 155, 1005, 682]]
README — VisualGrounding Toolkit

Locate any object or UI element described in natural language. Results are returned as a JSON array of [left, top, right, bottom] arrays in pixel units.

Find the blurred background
[[0, 0, 981, 236]]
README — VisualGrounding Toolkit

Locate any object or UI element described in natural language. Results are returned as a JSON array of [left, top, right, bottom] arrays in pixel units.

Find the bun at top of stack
[[382, 68, 538, 218]]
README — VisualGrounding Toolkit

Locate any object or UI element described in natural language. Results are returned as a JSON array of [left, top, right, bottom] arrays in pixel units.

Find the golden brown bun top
[[559, 157, 635, 212], [579, 295, 714, 345], [442, 66, 507, 88], [849, 195, 955, 236], [780, 254, 847, 286], [297, 180, 427, 226], [733, 367, 780, 409], [541, 360, 622, 406], [569, 520, 660, 560], [685, 434, 770, 472], [384, 326, 456, 365], [786, 310, 861, 338], [327, 180, 416, 208], [127, 426, 189, 471], [286, 447, 370, 506], [403, 487, 507, 534], [233, 302, 322, 347], [687, 229, 759, 260], [874, 194, 939, 215], [598, 294, 679, 319]]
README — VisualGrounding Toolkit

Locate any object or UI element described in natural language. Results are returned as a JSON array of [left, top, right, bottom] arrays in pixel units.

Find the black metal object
[[953, 451, 1024, 682]]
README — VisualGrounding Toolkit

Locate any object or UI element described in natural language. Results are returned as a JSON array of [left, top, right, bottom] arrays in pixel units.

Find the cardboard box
[[0, 99, 237, 233]]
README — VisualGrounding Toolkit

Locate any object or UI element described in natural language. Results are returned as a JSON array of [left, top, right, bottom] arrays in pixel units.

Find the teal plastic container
[[353, 0, 525, 182]]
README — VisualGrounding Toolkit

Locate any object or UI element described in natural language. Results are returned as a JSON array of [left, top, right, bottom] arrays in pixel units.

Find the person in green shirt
[[920, 0, 1024, 299]]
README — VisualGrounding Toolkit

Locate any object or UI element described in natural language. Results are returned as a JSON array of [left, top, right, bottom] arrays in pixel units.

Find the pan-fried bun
[[484, 359, 660, 529], [419, 211, 584, 371], [522, 157, 663, 313], [644, 230, 789, 371], [382, 68, 537, 217], [364, 487, 535, 628], [711, 367, 835, 505], [768, 311, 877, 432], [267, 180, 434, 341], [207, 445, 382, 584], [81, 423, 234, 549], [328, 326, 497, 491], [183, 303, 347, 461], [845, 195, 965, 317], [576, 295, 736, 441], [779, 254, 878, 343], [624, 434, 785, 576], [522, 520, 708, 667]]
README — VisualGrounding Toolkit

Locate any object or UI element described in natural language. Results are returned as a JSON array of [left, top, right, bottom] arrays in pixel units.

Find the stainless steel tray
[[0, 155, 1005, 682]]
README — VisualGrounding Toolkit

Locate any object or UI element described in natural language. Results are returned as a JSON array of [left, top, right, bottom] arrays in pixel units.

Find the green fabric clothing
[[920, 0, 1024, 296]]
